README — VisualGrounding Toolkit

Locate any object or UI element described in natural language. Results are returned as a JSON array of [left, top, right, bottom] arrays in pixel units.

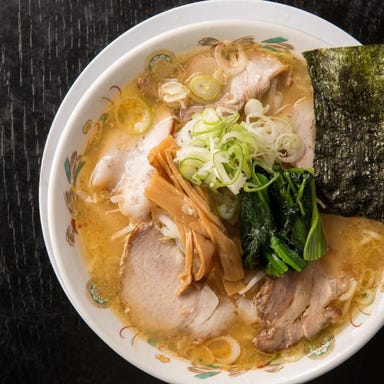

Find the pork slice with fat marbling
[[249, 259, 348, 354], [224, 52, 289, 110], [253, 265, 314, 353], [120, 223, 235, 338], [256, 270, 297, 324], [278, 96, 315, 168], [302, 260, 347, 339], [90, 107, 173, 221], [180, 51, 289, 122]]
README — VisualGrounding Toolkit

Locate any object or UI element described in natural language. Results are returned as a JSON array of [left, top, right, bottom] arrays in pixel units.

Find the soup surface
[[71, 37, 384, 370]]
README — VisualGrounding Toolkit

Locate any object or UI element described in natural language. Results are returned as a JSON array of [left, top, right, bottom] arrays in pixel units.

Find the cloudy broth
[[73, 42, 384, 370]]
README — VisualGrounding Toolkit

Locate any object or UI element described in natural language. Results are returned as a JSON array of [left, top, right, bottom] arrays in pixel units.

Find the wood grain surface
[[1, 1, 384, 383]]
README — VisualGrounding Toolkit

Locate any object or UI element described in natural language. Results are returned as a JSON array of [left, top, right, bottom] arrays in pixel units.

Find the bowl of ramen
[[40, 1, 384, 384]]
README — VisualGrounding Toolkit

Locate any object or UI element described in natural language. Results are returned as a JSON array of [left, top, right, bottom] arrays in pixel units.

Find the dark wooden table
[[1, 1, 384, 383]]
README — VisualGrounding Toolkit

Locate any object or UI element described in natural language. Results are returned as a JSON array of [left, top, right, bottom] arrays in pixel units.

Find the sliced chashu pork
[[253, 266, 314, 353], [252, 259, 348, 353], [90, 106, 173, 221], [278, 96, 315, 168], [120, 223, 235, 338], [224, 51, 289, 110], [180, 51, 289, 122]]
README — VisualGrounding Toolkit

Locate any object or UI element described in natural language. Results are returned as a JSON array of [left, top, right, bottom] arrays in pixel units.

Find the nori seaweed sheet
[[303, 45, 384, 222]]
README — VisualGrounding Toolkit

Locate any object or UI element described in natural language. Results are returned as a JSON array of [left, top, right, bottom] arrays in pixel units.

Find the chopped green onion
[[202, 107, 220, 124], [147, 50, 176, 80], [115, 97, 152, 134], [176, 101, 306, 195], [189, 75, 222, 102]]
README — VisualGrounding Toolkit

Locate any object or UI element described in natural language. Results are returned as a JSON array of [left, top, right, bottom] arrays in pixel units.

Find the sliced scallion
[[189, 75, 222, 102]]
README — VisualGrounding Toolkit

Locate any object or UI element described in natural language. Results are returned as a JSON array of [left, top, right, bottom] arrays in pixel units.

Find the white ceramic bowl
[[40, 1, 384, 383]]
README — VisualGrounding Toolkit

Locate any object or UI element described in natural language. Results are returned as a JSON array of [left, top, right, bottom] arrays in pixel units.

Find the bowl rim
[[39, 2, 375, 384]]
